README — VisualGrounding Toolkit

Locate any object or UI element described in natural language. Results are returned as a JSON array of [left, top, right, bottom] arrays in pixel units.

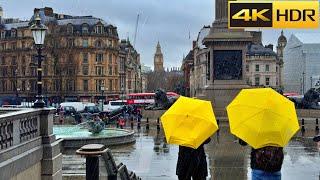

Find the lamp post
[[121, 86, 124, 102], [26, 84, 30, 108], [30, 13, 47, 108], [100, 84, 105, 111]]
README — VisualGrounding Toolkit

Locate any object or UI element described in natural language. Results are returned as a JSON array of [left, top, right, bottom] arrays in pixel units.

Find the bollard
[[76, 144, 107, 180], [137, 118, 141, 129], [316, 118, 319, 131], [131, 117, 134, 129], [157, 118, 160, 131], [301, 119, 305, 132], [146, 118, 150, 130]]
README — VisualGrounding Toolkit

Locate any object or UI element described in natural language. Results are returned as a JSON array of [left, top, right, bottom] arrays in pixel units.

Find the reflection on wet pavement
[[110, 124, 320, 180]]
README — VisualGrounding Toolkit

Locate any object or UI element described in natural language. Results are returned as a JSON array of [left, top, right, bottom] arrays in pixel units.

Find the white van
[[104, 100, 126, 112], [59, 102, 85, 112]]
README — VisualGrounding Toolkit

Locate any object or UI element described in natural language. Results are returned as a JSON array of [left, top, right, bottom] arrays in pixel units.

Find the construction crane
[[133, 14, 140, 48]]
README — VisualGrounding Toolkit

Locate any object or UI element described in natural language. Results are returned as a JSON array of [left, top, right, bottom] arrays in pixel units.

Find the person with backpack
[[239, 139, 284, 180]]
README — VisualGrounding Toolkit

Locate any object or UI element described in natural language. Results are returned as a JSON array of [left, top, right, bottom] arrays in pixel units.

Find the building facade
[[119, 39, 142, 94], [190, 26, 210, 97], [245, 43, 280, 88], [181, 50, 194, 97], [0, 7, 135, 104], [284, 33, 320, 94], [154, 41, 164, 72]]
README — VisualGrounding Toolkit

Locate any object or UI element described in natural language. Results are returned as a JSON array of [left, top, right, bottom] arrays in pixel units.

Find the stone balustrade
[[0, 108, 62, 180]]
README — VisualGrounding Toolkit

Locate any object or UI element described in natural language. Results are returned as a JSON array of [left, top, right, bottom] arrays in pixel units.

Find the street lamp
[[26, 85, 30, 108], [30, 13, 47, 108], [121, 86, 125, 101], [100, 84, 105, 111]]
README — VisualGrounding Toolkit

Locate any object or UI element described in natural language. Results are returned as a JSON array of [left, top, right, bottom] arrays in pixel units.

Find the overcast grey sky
[[1, 0, 319, 69]]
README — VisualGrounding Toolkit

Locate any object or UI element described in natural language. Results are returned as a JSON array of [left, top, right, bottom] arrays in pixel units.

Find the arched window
[[82, 24, 89, 34], [67, 24, 73, 34], [95, 40, 103, 48]]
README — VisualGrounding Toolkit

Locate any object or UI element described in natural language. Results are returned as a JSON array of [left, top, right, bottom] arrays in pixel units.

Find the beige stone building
[[0, 7, 136, 104], [119, 39, 142, 94]]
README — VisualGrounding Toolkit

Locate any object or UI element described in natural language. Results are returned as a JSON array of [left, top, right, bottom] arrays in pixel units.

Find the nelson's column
[[202, 0, 253, 111]]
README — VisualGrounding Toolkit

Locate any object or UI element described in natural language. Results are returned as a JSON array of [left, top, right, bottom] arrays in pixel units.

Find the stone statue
[[288, 88, 320, 109], [146, 89, 178, 110]]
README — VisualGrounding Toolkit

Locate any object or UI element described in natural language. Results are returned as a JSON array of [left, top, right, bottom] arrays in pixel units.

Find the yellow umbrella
[[161, 96, 218, 149], [227, 88, 300, 149]]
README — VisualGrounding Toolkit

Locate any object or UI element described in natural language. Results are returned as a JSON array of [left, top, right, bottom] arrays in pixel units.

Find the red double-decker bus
[[126, 92, 179, 106]]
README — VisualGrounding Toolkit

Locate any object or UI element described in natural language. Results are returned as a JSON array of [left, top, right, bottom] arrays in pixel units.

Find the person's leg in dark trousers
[[178, 176, 191, 180]]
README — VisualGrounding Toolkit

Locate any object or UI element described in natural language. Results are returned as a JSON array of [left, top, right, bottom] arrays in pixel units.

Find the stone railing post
[[39, 108, 63, 180]]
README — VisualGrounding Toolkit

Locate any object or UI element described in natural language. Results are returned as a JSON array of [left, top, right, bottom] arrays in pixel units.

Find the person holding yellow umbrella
[[227, 88, 300, 180], [161, 96, 219, 180]]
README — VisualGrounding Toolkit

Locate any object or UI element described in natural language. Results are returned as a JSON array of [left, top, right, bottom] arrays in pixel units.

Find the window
[[82, 53, 88, 64], [0, 80, 7, 91], [21, 41, 25, 49], [265, 77, 270, 86], [95, 80, 104, 91], [95, 40, 103, 48], [109, 65, 112, 75], [54, 79, 61, 91], [11, 43, 17, 50], [67, 38, 74, 47], [21, 81, 25, 91], [95, 25, 104, 34], [96, 53, 103, 63], [11, 30, 17, 37], [109, 54, 112, 64], [67, 67, 75, 75], [44, 65, 48, 76], [246, 65, 249, 72], [0, 31, 5, 39], [12, 56, 17, 65], [83, 80, 88, 91], [67, 24, 73, 34], [255, 64, 259, 72], [67, 80, 75, 91], [109, 79, 113, 91], [95, 66, 104, 76], [108, 40, 112, 47], [21, 67, 25, 76], [276, 66, 278, 72], [115, 66, 118, 75], [120, 57, 125, 72], [82, 66, 89, 75], [82, 24, 89, 34], [255, 76, 260, 86], [265, 64, 270, 72], [82, 39, 88, 47], [31, 67, 37, 76], [1, 57, 5, 65], [128, 80, 131, 89]]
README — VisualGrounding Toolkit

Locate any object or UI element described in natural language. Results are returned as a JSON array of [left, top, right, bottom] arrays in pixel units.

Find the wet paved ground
[[109, 122, 320, 180]]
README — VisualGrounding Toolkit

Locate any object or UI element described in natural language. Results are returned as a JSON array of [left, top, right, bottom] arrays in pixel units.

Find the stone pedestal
[[202, 1, 253, 109]]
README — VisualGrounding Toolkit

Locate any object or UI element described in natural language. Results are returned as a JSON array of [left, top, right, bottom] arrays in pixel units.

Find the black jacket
[[176, 138, 211, 178]]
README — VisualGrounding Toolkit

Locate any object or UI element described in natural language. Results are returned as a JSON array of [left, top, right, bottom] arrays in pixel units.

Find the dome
[[278, 30, 287, 45]]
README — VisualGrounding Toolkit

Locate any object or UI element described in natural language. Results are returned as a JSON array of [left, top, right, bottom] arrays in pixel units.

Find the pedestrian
[[313, 135, 320, 151], [239, 139, 284, 180], [176, 138, 211, 180]]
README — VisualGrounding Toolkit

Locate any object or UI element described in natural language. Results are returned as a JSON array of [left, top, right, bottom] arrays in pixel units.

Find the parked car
[[58, 106, 77, 116], [104, 100, 127, 112], [84, 105, 100, 114]]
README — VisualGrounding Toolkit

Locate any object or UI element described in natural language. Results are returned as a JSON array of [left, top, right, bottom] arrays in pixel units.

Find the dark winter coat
[[176, 138, 211, 179]]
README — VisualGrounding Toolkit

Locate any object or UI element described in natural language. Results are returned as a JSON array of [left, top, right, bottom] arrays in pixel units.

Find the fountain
[[53, 119, 135, 150]]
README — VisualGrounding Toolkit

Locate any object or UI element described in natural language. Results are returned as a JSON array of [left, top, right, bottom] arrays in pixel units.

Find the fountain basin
[[53, 125, 135, 150]]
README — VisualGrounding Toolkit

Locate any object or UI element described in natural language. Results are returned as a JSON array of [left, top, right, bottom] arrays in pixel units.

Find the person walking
[[176, 138, 211, 180], [239, 139, 284, 180]]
